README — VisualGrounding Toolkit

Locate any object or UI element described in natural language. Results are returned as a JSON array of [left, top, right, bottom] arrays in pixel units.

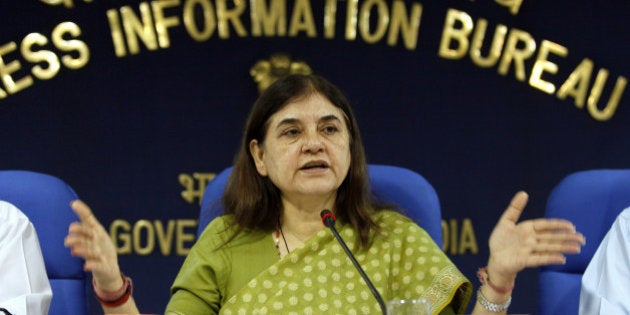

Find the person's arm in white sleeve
[[579, 207, 630, 315], [0, 200, 52, 315]]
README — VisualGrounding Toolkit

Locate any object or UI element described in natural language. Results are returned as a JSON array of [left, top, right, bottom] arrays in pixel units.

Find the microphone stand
[[320, 210, 387, 314]]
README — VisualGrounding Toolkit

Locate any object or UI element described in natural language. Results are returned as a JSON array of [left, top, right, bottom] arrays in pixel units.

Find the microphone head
[[320, 209, 336, 227]]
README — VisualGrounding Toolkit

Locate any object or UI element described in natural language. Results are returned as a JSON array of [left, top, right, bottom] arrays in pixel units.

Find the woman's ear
[[249, 139, 267, 176]]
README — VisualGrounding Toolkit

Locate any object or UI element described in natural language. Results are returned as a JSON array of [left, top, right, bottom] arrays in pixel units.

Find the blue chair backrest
[[0, 170, 89, 315], [538, 169, 630, 315], [198, 164, 443, 246]]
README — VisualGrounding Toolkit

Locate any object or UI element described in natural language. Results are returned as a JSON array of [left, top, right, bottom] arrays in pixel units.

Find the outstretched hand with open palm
[[486, 191, 586, 285]]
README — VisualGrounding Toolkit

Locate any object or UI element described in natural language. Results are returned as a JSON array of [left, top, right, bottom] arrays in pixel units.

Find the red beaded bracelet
[[477, 267, 514, 295], [93, 273, 133, 307]]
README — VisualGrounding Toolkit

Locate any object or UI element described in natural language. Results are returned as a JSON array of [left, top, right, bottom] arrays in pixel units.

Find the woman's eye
[[282, 129, 300, 137], [322, 125, 339, 134]]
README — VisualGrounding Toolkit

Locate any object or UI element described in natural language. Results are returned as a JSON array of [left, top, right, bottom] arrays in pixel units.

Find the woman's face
[[249, 93, 351, 203]]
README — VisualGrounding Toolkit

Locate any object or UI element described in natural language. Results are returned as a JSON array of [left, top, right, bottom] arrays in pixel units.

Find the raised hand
[[486, 191, 586, 285], [64, 200, 122, 291]]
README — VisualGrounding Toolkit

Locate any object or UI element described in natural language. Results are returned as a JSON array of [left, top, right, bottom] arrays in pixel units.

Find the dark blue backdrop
[[2, 0, 629, 313]]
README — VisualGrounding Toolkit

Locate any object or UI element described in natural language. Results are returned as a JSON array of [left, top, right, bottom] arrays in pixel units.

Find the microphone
[[320, 210, 387, 314]]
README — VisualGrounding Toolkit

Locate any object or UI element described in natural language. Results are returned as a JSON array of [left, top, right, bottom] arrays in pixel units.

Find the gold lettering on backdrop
[[152, 0, 182, 48], [0, 22, 89, 99], [155, 220, 176, 255], [110, 220, 132, 254], [0, 42, 34, 97], [179, 172, 216, 205], [177, 219, 198, 253], [388, 0, 422, 50], [345, 0, 423, 49], [466, 0, 525, 15], [497, 28, 536, 82], [358, 0, 389, 44], [323, 0, 338, 39], [52, 22, 91, 69], [459, 219, 478, 254], [183, 0, 217, 41], [216, 0, 248, 38], [470, 19, 507, 68], [441, 218, 479, 255], [109, 219, 198, 256], [21, 34, 60, 80], [438, 8, 627, 121], [438, 9, 474, 59], [134, 220, 155, 255], [557, 59, 595, 109], [494, 0, 524, 15], [107, 10, 127, 57], [105, 0, 423, 55], [2, 1, 627, 121], [557, 59, 628, 121], [39, 0, 92, 9], [122, 3, 158, 52], [107, 3, 159, 57], [289, 0, 317, 37], [250, 0, 287, 37], [586, 71, 627, 121], [529, 40, 568, 94], [345, 0, 359, 40]]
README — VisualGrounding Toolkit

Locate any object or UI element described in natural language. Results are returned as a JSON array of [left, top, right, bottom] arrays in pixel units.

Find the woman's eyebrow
[[274, 114, 341, 130], [319, 114, 342, 123], [275, 118, 300, 130]]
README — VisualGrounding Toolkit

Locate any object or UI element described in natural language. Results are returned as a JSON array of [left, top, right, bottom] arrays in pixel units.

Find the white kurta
[[579, 207, 630, 315], [0, 200, 52, 315]]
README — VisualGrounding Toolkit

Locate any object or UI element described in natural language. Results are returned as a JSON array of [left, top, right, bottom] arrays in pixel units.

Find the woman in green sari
[[65, 74, 585, 314]]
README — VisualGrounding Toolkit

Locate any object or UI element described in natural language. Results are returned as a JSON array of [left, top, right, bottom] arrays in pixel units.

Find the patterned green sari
[[166, 211, 472, 315]]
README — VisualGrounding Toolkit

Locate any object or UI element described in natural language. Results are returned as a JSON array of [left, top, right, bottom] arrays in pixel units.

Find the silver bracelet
[[477, 288, 511, 312]]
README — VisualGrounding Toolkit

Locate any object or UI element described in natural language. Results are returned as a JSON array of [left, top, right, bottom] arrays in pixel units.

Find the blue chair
[[538, 169, 630, 315], [198, 164, 443, 246], [0, 170, 89, 315]]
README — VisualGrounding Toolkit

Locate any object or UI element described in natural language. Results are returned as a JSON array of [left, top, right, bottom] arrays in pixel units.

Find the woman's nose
[[301, 131, 324, 153]]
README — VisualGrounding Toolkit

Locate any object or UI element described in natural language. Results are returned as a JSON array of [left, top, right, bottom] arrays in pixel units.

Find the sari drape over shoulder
[[166, 211, 472, 315]]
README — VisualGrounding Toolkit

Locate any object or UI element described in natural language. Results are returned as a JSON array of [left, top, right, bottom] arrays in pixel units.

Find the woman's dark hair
[[222, 74, 379, 250]]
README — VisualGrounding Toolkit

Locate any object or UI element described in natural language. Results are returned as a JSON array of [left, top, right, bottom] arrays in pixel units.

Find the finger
[[68, 242, 91, 258], [531, 218, 577, 233], [536, 232, 586, 244], [65, 235, 92, 256], [69, 245, 87, 258], [64, 234, 81, 248], [525, 254, 567, 267], [73, 242, 102, 260], [70, 200, 100, 227], [499, 191, 529, 223], [531, 242, 583, 254], [64, 234, 93, 252], [67, 222, 94, 238]]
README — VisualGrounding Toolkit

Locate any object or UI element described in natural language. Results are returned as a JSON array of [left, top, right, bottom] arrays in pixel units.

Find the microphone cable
[[320, 209, 387, 314]]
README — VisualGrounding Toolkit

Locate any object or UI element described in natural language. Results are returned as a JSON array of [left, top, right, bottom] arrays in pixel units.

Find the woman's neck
[[280, 206, 326, 242], [277, 193, 336, 251]]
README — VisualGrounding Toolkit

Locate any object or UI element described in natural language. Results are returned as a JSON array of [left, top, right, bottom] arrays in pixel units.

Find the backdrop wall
[[2, 0, 629, 313]]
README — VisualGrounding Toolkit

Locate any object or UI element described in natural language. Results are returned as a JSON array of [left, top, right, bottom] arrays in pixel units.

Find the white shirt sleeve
[[579, 207, 630, 315], [0, 200, 52, 315]]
